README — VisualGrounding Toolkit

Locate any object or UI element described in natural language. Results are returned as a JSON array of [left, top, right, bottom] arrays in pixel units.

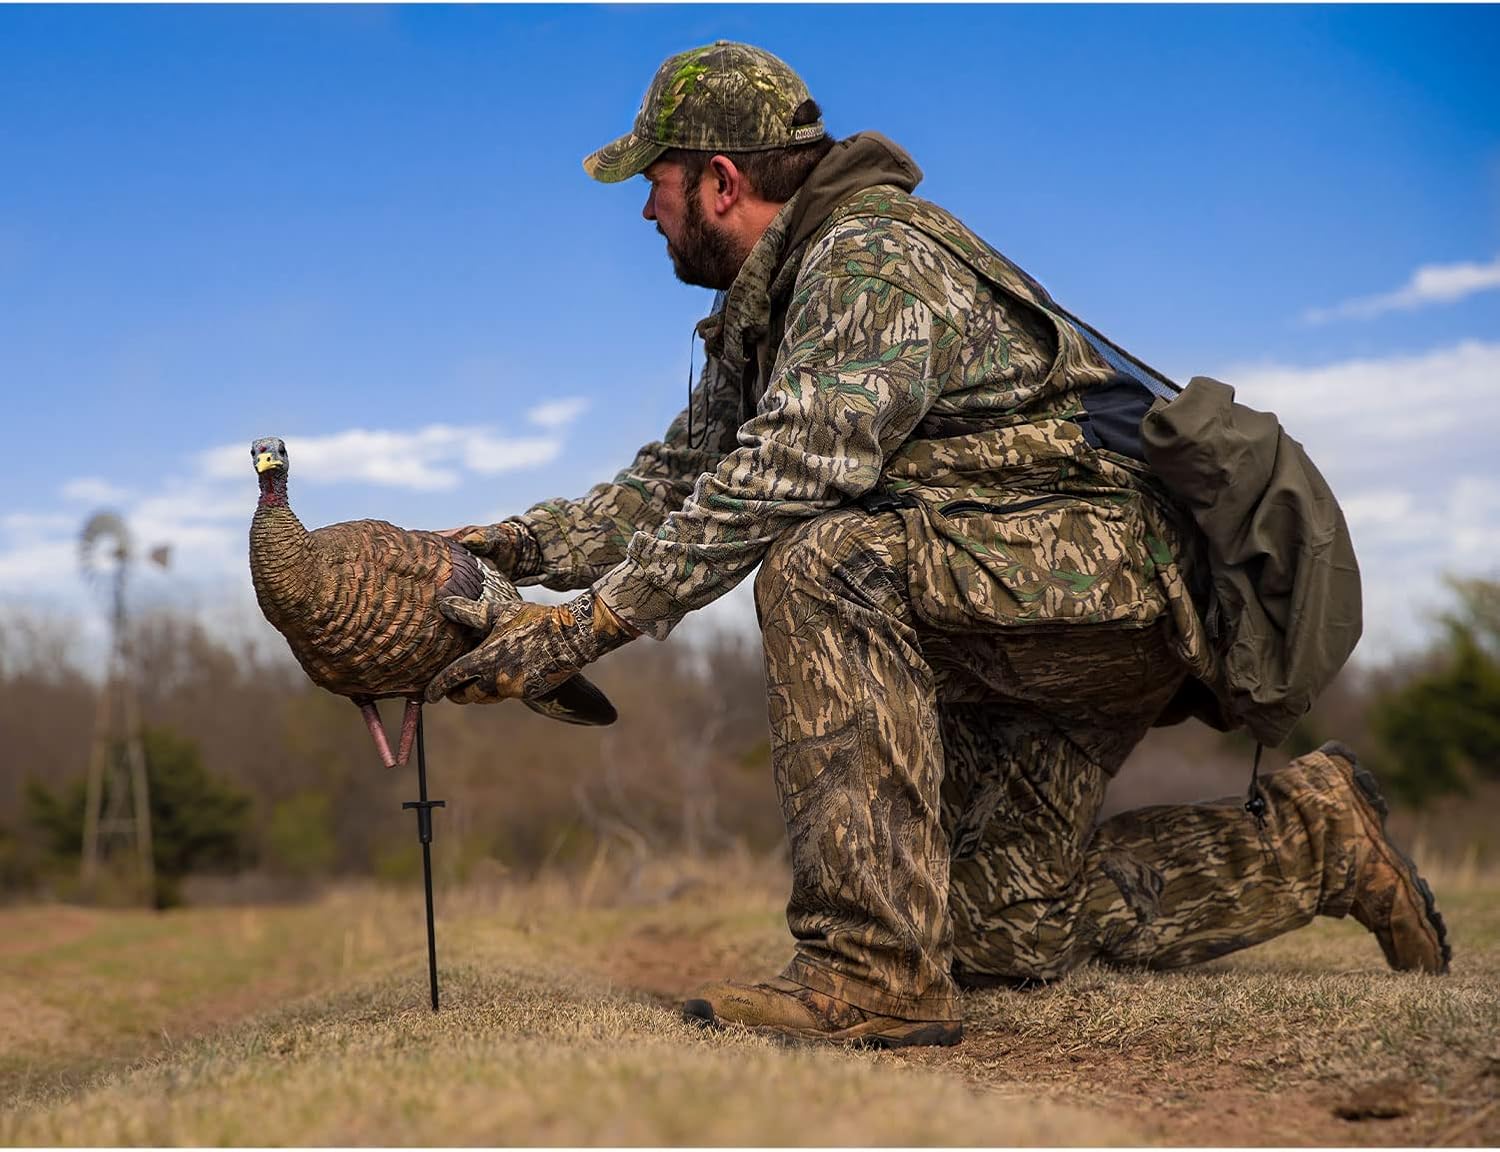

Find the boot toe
[[681, 998, 718, 1028]]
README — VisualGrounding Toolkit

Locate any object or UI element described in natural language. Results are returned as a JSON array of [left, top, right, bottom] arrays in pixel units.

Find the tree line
[[2, 578, 1496, 905]]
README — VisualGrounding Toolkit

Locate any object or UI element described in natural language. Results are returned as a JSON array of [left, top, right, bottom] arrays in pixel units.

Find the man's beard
[[662, 189, 743, 290]]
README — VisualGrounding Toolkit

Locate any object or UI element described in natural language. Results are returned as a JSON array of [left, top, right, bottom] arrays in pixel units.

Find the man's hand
[[426, 590, 638, 705], [434, 521, 542, 580]]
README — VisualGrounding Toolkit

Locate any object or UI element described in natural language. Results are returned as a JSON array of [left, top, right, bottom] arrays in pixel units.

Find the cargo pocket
[[904, 490, 1164, 632]]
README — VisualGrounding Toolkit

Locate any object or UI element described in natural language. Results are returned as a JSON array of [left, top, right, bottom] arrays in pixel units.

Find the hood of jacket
[[776, 131, 923, 279]]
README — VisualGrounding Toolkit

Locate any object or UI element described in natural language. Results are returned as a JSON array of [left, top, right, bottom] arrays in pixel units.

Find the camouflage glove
[[425, 591, 638, 705], [436, 520, 543, 580]]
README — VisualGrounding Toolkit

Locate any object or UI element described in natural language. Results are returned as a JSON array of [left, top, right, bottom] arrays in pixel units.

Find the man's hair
[[664, 99, 835, 204]]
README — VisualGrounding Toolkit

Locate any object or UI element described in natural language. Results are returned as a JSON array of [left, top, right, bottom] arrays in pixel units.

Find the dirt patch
[[949, 1022, 1499, 1146], [587, 916, 786, 1005], [0, 905, 99, 957], [571, 906, 1500, 1148]]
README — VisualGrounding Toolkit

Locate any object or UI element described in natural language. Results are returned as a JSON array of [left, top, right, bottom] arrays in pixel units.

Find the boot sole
[[682, 999, 962, 1049], [1323, 741, 1452, 975]]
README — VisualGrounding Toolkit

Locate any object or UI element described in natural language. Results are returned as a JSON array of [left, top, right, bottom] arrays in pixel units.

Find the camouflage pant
[[755, 509, 1371, 1021]]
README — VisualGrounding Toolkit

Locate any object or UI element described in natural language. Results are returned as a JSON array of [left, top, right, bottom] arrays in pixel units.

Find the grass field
[[2, 852, 1496, 1146]]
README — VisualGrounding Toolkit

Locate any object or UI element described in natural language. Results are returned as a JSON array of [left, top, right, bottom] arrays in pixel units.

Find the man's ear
[[706, 155, 744, 218]]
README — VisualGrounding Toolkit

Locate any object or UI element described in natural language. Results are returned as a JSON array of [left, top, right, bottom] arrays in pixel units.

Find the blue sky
[[2, 4, 1498, 658]]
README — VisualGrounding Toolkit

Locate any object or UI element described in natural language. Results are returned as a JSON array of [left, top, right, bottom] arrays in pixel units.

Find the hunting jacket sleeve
[[591, 225, 959, 639]]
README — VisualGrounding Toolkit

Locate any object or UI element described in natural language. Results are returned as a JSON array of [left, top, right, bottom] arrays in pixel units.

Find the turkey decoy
[[248, 436, 616, 767]]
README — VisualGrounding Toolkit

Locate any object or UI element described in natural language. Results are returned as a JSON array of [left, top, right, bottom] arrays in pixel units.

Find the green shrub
[[1372, 579, 1500, 806], [25, 725, 252, 907], [264, 791, 338, 879]]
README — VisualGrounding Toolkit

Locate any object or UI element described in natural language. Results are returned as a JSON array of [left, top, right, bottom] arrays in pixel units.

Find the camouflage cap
[[583, 41, 825, 183]]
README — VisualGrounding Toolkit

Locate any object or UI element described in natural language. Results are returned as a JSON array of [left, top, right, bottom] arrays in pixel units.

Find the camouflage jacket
[[514, 135, 1213, 685]]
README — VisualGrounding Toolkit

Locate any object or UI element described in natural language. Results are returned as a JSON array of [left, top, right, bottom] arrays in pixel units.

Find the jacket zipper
[[939, 494, 1068, 517]]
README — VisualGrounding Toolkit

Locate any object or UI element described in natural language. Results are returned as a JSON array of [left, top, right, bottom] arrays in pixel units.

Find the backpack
[[1138, 375, 1363, 748]]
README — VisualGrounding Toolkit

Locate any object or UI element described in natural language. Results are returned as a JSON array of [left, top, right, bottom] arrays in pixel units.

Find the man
[[428, 42, 1449, 1048]]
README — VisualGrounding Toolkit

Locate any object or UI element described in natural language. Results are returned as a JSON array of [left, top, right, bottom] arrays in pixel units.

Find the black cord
[[1245, 743, 1268, 830], [685, 325, 704, 451]]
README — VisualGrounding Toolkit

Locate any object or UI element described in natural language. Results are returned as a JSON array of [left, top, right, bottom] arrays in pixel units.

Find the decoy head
[[251, 437, 289, 475]]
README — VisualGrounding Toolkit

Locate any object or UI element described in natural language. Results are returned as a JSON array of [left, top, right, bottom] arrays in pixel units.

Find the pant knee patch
[[1099, 851, 1164, 924]]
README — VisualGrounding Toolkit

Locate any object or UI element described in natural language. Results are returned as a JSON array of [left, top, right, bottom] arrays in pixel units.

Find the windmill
[[78, 511, 169, 904]]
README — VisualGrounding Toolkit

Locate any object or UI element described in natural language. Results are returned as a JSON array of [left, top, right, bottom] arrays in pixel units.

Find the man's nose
[[642, 186, 657, 222]]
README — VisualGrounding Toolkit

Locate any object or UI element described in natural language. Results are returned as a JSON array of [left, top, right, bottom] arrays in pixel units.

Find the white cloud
[[1336, 474, 1500, 656], [134, 488, 244, 525], [1451, 475, 1500, 561], [1210, 339, 1500, 658], [201, 421, 572, 491], [460, 434, 561, 475], [0, 538, 78, 588], [1305, 253, 1500, 323], [527, 397, 590, 429], [1217, 339, 1500, 473], [1340, 488, 1419, 536], [284, 427, 468, 490], [61, 477, 132, 505], [202, 428, 459, 491]]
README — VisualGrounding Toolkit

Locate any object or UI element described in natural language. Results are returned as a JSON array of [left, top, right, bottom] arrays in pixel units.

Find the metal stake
[[402, 711, 445, 1011]]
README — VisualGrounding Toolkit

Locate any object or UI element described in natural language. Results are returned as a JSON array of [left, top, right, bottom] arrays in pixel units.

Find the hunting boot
[[682, 976, 962, 1048], [1320, 742, 1452, 974]]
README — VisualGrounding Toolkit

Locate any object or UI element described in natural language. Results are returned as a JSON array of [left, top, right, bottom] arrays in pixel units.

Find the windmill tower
[[78, 512, 166, 904]]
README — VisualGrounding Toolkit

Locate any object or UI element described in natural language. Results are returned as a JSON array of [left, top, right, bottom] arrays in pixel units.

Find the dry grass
[[2, 852, 1497, 1146]]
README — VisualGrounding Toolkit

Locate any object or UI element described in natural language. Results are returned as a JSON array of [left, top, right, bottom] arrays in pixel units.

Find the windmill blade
[[79, 511, 132, 577]]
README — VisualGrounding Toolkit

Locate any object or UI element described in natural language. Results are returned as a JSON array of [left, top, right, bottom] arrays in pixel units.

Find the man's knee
[[947, 845, 1093, 983]]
